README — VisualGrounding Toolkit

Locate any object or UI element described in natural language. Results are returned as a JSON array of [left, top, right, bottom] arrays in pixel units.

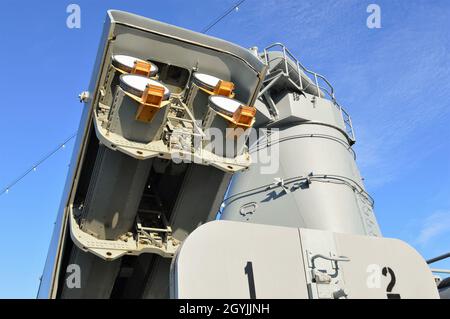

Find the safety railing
[[262, 43, 355, 143], [338, 104, 356, 142], [263, 43, 336, 101], [427, 252, 450, 275]]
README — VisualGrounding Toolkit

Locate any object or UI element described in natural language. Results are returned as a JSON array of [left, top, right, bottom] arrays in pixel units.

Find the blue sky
[[0, 0, 448, 298]]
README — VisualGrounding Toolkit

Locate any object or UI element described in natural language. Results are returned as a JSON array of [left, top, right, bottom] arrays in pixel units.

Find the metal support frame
[[94, 94, 252, 172], [69, 205, 180, 261]]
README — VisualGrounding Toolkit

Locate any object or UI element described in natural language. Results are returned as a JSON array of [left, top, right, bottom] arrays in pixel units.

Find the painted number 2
[[382, 267, 401, 299]]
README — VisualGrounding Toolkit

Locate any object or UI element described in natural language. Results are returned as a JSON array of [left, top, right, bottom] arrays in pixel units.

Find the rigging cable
[[0, 133, 77, 196], [201, 0, 246, 33], [0, 2, 246, 197]]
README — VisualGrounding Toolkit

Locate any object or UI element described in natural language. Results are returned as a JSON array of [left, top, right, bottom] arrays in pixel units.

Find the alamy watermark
[[170, 126, 280, 175], [66, 264, 81, 289], [66, 4, 81, 29], [367, 4, 381, 29]]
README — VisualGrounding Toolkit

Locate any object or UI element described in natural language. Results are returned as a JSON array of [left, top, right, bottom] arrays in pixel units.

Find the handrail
[[263, 43, 355, 142], [220, 173, 375, 209], [427, 252, 450, 264], [426, 253, 450, 276], [431, 269, 450, 274], [264, 43, 336, 101]]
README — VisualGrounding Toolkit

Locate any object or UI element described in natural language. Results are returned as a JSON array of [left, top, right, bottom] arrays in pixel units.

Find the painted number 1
[[244, 261, 256, 299]]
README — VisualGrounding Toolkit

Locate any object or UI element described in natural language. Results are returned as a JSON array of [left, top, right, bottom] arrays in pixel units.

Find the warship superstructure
[[37, 10, 447, 299]]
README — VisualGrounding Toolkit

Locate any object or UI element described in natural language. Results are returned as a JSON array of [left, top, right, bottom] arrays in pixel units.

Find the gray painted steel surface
[[221, 85, 381, 236], [38, 10, 264, 299], [37, 10, 443, 299], [172, 221, 439, 299]]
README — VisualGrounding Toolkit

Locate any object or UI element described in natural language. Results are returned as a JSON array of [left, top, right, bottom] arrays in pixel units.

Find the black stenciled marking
[[244, 261, 256, 299], [382, 266, 401, 299]]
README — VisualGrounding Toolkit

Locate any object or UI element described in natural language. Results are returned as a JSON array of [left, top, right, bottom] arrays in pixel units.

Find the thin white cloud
[[350, 20, 450, 188], [416, 211, 450, 246], [222, 0, 450, 190]]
